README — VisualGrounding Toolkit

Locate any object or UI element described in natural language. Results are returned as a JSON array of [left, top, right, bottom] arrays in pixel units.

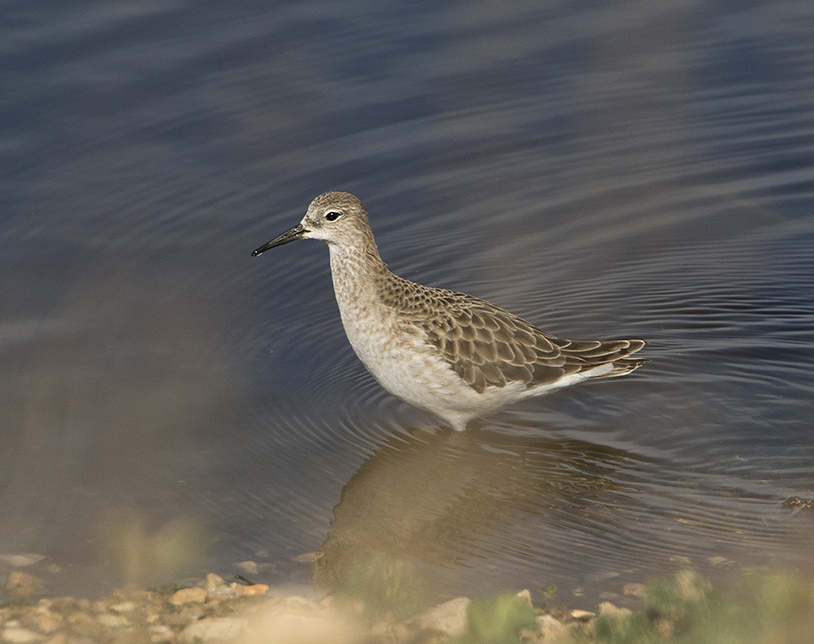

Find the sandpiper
[[253, 192, 645, 431]]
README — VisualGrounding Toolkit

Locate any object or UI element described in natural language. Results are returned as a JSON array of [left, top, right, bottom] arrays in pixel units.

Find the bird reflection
[[313, 427, 642, 592]]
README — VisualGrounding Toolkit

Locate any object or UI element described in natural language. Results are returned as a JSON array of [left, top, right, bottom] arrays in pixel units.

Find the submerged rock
[[4, 572, 44, 598], [169, 587, 207, 605]]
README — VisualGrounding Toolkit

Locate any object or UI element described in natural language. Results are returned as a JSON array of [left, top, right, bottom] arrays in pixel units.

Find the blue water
[[1, 0, 813, 607]]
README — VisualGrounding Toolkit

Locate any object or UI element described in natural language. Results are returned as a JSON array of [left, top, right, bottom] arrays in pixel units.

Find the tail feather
[[582, 339, 646, 379], [591, 356, 647, 379]]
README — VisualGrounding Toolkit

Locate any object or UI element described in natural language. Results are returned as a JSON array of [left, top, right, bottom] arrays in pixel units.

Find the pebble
[[416, 597, 470, 638], [0, 569, 636, 644], [180, 618, 247, 643], [66, 613, 102, 639], [169, 587, 207, 605], [110, 601, 137, 613], [235, 561, 258, 575], [95, 614, 129, 628], [247, 601, 360, 644], [207, 585, 237, 600], [1, 628, 42, 644], [708, 556, 735, 568], [35, 613, 60, 634], [0, 555, 46, 568], [204, 573, 226, 590], [598, 602, 633, 618], [623, 583, 647, 597], [516, 589, 533, 605], [236, 584, 268, 597], [537, 614, 566, 639], [263, 595, 319, 614], [48, 597, 80, 615], [148, 624, 176, 643], [4, 572, 44, 597], [166, 604, 206, 628], [41, 634, 66, 644]]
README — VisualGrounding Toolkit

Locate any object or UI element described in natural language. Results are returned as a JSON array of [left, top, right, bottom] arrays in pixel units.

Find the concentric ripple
[[2, 0, 814, 605]]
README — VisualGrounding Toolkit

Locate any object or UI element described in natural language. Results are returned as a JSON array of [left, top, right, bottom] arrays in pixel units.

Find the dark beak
[[252, 223, 308, 257]]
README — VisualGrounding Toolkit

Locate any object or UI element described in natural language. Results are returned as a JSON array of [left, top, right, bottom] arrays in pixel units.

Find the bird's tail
[[586, 339, 647, 379]]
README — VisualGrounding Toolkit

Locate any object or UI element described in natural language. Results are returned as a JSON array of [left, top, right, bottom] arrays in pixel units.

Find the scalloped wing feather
[[416, 296, 645, 394]]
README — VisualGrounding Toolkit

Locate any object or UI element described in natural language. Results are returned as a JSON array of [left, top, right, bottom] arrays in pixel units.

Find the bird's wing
[[416, 294, 644, 394]]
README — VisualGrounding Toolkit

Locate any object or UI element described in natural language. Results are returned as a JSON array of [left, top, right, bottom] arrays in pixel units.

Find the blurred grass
[[97, 508, 207, 588], [333, 565, 814, 643], [581, 570, 814, 644], [451, 593, 537, 644], [331, 553, 429, 623]]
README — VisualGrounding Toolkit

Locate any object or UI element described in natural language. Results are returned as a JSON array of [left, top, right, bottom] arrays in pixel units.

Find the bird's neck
[[328, 238, 393, 314]]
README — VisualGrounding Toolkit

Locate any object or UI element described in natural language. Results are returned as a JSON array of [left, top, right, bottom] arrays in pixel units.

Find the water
[[2, 0, 813, 608]]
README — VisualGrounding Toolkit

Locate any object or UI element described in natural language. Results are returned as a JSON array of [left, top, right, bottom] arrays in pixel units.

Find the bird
[[252, 192, 645, 431]]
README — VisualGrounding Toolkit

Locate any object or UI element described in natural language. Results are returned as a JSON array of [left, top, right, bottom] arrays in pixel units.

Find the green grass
[[451, 593, 538, 644], [577, 570, 814, 644]]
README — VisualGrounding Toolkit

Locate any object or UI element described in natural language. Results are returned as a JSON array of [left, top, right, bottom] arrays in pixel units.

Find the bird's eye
[[325, 211, 341, 221]]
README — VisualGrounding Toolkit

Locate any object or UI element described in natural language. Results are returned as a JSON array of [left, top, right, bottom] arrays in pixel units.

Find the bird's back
[[378, 271, 645, 394]]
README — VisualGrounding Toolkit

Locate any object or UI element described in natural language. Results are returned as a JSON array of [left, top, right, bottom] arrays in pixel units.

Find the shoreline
[[3, 568, 814, 643]]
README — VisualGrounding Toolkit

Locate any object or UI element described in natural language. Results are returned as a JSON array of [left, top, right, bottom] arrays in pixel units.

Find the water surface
[[2, 0, 813, 607]]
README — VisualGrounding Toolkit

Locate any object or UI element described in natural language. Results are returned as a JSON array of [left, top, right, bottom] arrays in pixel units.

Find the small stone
[[232, 582, 267, 597], [148, 625, 175, 643], [369, 619, 414, 643], [708, 556, 735, 568], [4, 572, 45, 597], [164, 611, 195, 629], [110, 601, 137, 613], [0, 555, 46, 568], [235, 561, 258, 575], [180, 618, 247, 643], [206, 585, 236, 600], [548, 606, 573, 623], [623, 583, 646, 597], [240, 584, 268, 597], [516, 589, 533, 606], [783, 496, 814, 510], [676, 570, 709, 601], [248, 603, 359, 644], [41, 635, 66, 644], [256, 562, 277, 574], [598, 602, 632, 618], [204, 574, 226, 590], [2, 628, 42, 644], [67, 613, 103, 639], [570, 609, 595, 620], [97, 614, 129, 628], [537, 614, 565, 639], [655, 617, 674, 637], [49, 597, 80, 615], [417, 597, 470, 638], [169, 587, 207, 606], [590, 571, 621, 583], [519, 627, 542, 644], [36, 612, 60, 634], [266, 596, 319, 612]]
